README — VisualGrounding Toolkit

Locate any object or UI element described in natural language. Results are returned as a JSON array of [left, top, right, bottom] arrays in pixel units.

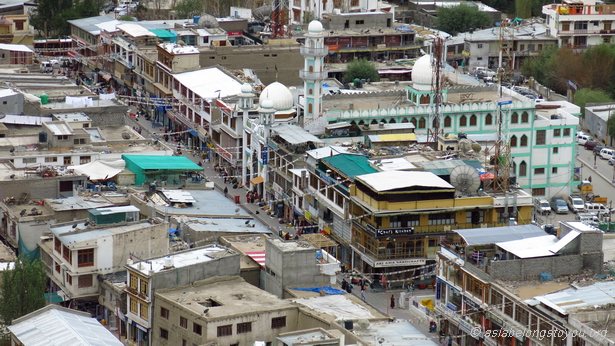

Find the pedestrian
[[223, 186, 228, 197], [390, 294, 395, 309], [341, 278, 348, 290], [360, 286, 366, 301]]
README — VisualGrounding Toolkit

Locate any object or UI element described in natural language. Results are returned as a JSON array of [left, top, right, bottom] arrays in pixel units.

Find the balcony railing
[[299, 69, 328, 80], [356, 221, 508, 238], [300, 46, 328, 57]]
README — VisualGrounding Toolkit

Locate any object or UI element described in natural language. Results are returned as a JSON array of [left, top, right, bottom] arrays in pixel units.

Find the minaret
[[300, 20, 327, 123], [239, 83, 254, 188], [256, 97, 275, 197]]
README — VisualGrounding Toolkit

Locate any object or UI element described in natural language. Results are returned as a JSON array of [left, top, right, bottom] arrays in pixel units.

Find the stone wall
[[488, 255, 585, 281]]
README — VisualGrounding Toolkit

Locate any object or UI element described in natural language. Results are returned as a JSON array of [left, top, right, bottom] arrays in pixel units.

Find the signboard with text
[[375, 228, 414, 238]]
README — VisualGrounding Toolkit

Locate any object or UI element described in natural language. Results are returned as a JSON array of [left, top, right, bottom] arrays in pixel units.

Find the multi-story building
[[39, 219, 169, 301], [152, 276, 299, 345], [124, 245, 240, 346], [401, 0, 501, 29], [436, 221, 605, 345], [543, 0, 615, 49], [348, 170, 533, 281], [288, 0, 394, 25], [321, 55, 580, 198]]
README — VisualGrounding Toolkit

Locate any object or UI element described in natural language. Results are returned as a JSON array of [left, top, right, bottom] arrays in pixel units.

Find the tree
[[343, 59, 380, 83], [0, 256, 46, 325], [573, 88, 613, 114], [436, 4, 491, 36], [174, 0, 203, 19], [31, 0, 103, 37]]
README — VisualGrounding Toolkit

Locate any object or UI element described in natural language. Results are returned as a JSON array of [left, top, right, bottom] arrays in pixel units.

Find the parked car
[[577, 133, 593, 145], [600, 147, 615, 160], [534, 198, 551, 215], [584, 140, 600, 150], [609, 157, 615, 166], [593, 144, 605, 155], [585, 202, 610, 216], [567, 195, 586, 213], [551, 198, 569, 214]]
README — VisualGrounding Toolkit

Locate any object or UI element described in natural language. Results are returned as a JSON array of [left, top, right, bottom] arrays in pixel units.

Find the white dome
[[241, 83, 253, 93], [260, 98, 274, 110], [308, 20, 324, 34], [259, 82, 294, 111], [412, 55, 433, 91]]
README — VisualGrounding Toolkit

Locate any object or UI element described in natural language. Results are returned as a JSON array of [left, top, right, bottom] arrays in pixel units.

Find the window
[[418, 117, 426, 129], [534, 168, 545, 175], [77, 248, 94, 267], [130, 297, 137, 314], [160, 307, 169, 319], [182, 340, 187, 346], [485, 113, 493, 125], [477, 43, 483, 48], [140, 279, 148, 295], [519, 161, 527, 177], [510, 135, 517, 147], [428, 213, 455, 225], [193, 323, 202, 335], [554, 129, 561, 137], [562, 22, 570, 31], [444, 116, 451, 127], [237, 322, 252, 334], [45, 156, 58, 163], [55, 263, 61, 273], [160, 328, 168, 340], [217, 324, 233, 337], [80, 155, 91, 164], [459, 115, 467, 127], [272, 316, 286, 329], [536, 130, 546, 145], [469, 114, 477, 126], [78, 275, 92, 288], [54, 237, 61, 253], [532, 188, 546, 196], [563, 128, 571, 136], [520, 135, 528, 147], [130, 274, 138, 290], [62, 245, 71, 263], [553, 147, 559, 154], [511, 112, 519, 123], [552, 167, 558, 174], [22, 157, 36, 164], [521, 111, 529, 123], [180, 316, 188, 328], [140, 302, 147, 319], [355, 20, 364, 25]]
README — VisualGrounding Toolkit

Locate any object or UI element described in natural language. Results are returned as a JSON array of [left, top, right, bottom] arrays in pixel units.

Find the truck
[[577, 181, 608, 205]]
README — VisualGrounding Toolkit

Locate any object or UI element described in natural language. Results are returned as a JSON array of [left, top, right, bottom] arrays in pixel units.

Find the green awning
[[321, 154, 378, 178], [122, 155, 202, 171]]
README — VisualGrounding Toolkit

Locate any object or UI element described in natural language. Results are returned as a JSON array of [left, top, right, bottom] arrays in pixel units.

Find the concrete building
[[219, 234, 271, 287], [8, 305, 123, 346], [0, 43, 32, 64], [124, 245, 240, 346], [0, 88, 23, 115], [39, 219, 169, 301], [263, 238, 340, 298], [288, 0, 394, 25], [402, 1, 501, 29], [276, 328, 345, 346], [543, 0, 615, 49], [98, 271, 128, 341], [435, 221, 605, 345], [584, 103, 615, 144], [152, 276, 299, 345]]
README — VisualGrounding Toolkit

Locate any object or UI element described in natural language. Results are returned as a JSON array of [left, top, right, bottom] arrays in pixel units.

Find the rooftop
[[292, 294, 384, 321], [321, 153, 378, 179], [43, 121, 73, 136], [356, 171, 454, 192], [306, 145, 349, 160], [156, 276, 295, 319], [182, 217, 271, 235], [455, 224, 547, 246], [370, 157, 417, 171], [159, 42, 199, 54], [52, 112, 91, 123], [117, 23, 156, 37], [273, 124, 323, 145], [173, 67, 243, 99], [8, 305, 123, 346], [269, 238, 316, 252], [122, 154, 202, 171], [146, 189, 252, 218], [44, 195, 119, 212], [51, 220, 160, 247], [127, 245, 235, 275], [0, 43, 33, 53], [496, 231, 581, 259], [352, 320, 439, 346], [530, 281, 615, 315]]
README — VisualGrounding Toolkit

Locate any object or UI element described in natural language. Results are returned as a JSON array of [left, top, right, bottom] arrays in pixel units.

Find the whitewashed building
[[543, 0, 615, 48]]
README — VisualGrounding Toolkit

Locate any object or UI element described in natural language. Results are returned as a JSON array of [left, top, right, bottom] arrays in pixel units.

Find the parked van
[[534, 198, 551, 215], [585, 203, 610, 215], [600, 147, 615, 160], [577, 134, 592, 145], [576, 213, 600, 225], [567, 195, 585, 213]]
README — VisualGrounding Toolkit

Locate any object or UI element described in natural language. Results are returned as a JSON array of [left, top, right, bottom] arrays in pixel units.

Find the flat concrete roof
[[127, 245, 235, 275], [156, 276, 295, 319]]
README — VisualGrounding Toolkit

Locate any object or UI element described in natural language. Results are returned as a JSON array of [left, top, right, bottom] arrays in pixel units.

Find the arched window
[[401, 118, 409, 123], [485, 113, 493, 125], [389, 118, 396, 123], [510, 135, 517, 147], [418, 117, 426, 129], [511, 112, 519, 124], [411, 118, 417, 127], [358, 120, 365, 125], [512, 161, 517, 175], [433, 117, 439, 128], [520, 135, 528, 147], [519, 161, 527, 177], [444, 116, 452, 127], [521, 111, 529, 123], [469, 114, 477, 126], [459, 115, 467, 127], [371, 119, 378, 125]]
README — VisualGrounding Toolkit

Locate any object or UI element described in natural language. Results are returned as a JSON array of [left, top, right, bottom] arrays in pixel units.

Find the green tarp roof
[[321, 154, 378, 178], [122, 155, 202, 171], [149, 29, 176, 38]]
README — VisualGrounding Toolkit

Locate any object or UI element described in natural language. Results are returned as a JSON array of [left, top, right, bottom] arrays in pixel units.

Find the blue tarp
[[292, 286, 346, 295]]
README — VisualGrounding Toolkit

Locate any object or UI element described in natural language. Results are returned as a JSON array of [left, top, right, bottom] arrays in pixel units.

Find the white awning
[[68, 159, 125, 181]]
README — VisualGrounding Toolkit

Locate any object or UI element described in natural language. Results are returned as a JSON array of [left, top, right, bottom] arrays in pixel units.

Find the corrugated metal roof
[[533, 281, 615, 315], [173, 67, 242, 99], [321, 153, 378, 179], [273, 124, 323, 145], [162, 190, 196, 203], [8, 305, 123, 346], [367, 133, 417, 142], [122, 154, 202, 171], [496, 235, 558, 258], [0, 43, 32, 52], [356, 171, 453, 192], [456, 224, 546, 246], [0, 114, 52, 125], [45, 122, 73, 135]]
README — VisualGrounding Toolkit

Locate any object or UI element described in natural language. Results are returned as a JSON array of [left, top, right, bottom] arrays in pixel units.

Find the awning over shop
[[250, 176, 264, 184], [68, 159, 125, 181]]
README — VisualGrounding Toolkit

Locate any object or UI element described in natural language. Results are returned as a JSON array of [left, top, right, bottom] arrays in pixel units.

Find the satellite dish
[[458, 139, 473, 154], [450, 165, 481, 195]]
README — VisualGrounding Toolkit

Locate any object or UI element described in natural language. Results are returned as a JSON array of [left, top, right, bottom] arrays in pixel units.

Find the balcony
[[299, 69, 328, 80], [356, 220, 508, 238], [300, 46, 328, 57]]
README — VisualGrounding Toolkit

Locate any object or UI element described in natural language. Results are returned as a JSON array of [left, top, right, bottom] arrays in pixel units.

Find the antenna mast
[[429, 36, 444, 148], [270, 0, 288, 38]]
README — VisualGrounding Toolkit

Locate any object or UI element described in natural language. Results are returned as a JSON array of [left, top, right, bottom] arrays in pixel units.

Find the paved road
[[576, 145, 615, 205]]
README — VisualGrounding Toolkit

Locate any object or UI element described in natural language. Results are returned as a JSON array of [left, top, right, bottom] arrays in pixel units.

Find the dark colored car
[[593, 144, 606, 155], [585, 140, 600, 150]]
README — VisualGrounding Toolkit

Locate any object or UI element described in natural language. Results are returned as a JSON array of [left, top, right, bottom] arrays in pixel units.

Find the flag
[[568, 80, 578, 91]]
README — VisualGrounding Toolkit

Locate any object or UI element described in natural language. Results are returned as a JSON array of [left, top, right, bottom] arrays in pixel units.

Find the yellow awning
[[250, 176, 264, 184]]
